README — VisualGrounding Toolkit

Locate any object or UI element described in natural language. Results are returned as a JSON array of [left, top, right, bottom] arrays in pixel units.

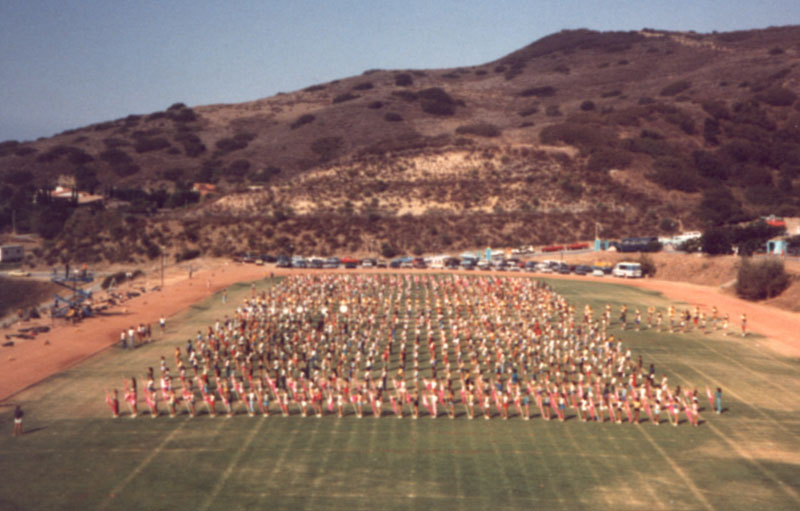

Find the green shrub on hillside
[[637, 254, 656, 277], [692, 150, 728, 179], [15, 145, 37, 156], [252, 166, 281, 182], [333, 93, 359, 104], [394, 73, 413, 86], [290, 114, 316, 129], [215, 134, 253, 153], [225, 159, 251, 181], [168, 106, 197, 123], [455, 122, 501, 137], [99, 148, 134, 167], [701, 227, 733, 255], [134, 137, 171, 153], [311, 136, 344, 161], [586, 148, 633, 172], [736, 258, 790, 300], [648, 156, 701, 192], [755, 87, 797, 107], [703, 118, 721, 144], [701, 100, 731, 119], [519, 86, 556, 98], [174, 132, 206, 157], [545, 105, 562, 117], [0, 140, 19, 157], [418, 88, 458, 116], [659, 80, 691, 96], [697, 187, 746, 226]]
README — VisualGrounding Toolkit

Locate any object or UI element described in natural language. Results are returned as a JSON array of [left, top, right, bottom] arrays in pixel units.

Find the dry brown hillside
[[1, 27, 799, 263]]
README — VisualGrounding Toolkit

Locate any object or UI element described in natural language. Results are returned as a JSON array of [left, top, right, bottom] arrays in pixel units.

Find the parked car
[[361, 258, 375, 269], [7, 269, 30, 277], [412, 257, 427, 269], [341, 257, 360, 269], [461, 258, 477, 270], [324, 257, 340, 269], [291, 256, 307, 269], [376, 259, 388, 268], [444, 257, 461, 269], [523, 261, 538, 272], [276, 256, 291, 268], [612, 262, 643, 278], [573, 265, 592, 275], [308, 258, 324, 269]]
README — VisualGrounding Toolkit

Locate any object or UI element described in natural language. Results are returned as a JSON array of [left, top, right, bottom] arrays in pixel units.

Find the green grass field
[[1, 275, 798, 511]]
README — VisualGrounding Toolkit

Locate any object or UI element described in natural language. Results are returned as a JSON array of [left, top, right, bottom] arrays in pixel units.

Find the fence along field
[[0, 274, 798, 511]]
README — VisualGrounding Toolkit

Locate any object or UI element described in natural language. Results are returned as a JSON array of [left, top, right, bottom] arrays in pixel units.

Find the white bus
[[612, 262, 643, 278]]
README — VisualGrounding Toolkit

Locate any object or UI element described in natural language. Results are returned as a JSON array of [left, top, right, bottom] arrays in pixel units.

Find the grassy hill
[[1, 27, 799, 263]]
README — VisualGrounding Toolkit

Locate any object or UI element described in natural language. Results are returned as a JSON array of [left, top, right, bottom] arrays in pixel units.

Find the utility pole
[[160, 247, 165, 290]]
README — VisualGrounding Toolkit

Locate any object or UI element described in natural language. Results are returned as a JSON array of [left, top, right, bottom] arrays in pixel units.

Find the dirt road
[[1, 265, 797, 402]]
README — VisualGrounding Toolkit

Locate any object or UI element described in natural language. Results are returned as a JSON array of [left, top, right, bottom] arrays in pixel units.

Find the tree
[[380, 242, 398, 259], [74, 167, 100, 194], [697, 187, 745, 226], [701, 227, 732, 255], [736, 258, 790, 300]]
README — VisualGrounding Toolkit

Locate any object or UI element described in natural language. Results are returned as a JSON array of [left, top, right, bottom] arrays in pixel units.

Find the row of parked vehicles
[[234, 253, 644, 278]]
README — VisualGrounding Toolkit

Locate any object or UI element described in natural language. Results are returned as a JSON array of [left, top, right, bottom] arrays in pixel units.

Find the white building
[[0, 245, 24, 262]]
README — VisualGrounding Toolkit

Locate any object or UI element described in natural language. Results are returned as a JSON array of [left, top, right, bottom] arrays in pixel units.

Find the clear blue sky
[[2, 0, 798, 142]]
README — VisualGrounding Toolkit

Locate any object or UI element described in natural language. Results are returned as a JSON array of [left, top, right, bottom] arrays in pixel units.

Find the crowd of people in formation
[[107, 274, 722, 425], [612, 303, 746, 337]]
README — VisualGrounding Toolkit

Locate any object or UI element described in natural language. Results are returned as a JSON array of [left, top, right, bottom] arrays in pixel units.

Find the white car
[[612, 262, 643, 278], [7, 269, 31, 277], [591, 268, 605, 277]]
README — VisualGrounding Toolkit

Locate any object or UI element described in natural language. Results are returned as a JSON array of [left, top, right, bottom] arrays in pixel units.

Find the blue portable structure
[[767, 239, 787, 255], [50, 267, 94, 319]]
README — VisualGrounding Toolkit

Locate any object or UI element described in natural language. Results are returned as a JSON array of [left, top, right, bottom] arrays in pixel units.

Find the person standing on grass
[[715, 388, 723, 415], [13, 405, 24, 436], [740, 313, 747, 337], [105, 389, 120, 418]]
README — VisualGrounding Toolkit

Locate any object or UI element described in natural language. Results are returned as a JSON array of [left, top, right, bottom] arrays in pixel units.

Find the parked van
[[612, 262, 643, 278]]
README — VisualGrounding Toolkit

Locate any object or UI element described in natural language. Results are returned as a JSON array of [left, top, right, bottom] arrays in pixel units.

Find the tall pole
[[161, 248, 165, 290]]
